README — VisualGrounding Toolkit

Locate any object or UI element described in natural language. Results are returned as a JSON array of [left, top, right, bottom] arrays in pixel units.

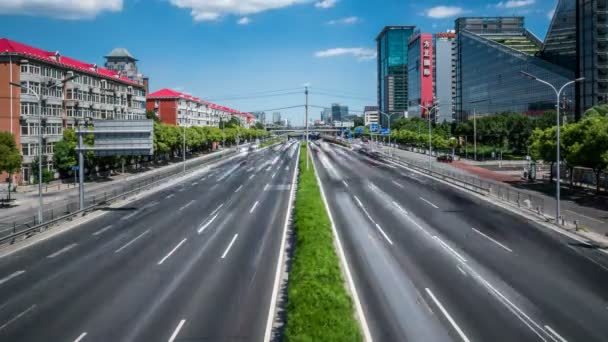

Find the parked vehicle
[[437, 154, 453, 163]]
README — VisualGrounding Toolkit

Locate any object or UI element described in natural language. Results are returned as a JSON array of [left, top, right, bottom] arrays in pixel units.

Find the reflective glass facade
[[377, 26, 415, 126], [542, 0, 608, 118], [455, 30, 575, 121]]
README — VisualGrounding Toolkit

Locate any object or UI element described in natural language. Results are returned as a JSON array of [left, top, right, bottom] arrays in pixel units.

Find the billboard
[[92, 120, 154, 156]]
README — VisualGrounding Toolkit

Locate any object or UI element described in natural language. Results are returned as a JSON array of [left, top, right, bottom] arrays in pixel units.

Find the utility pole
[[305, 86, 309, 170], [78, 126, 85, 210], [474, 108, 477, 161]]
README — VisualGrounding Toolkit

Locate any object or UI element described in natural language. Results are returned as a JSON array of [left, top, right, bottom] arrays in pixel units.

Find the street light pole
[[183, 124, 186, 173], [10, 74, 76, 224], [419, 103, 439, 170], [473, 108, 477, 161], [521, 71, 584, 224], [305, 86, 309, 170], [378, 111, 399, 156]]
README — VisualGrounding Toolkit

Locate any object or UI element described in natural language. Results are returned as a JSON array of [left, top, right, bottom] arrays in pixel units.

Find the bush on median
[[285, 144, 362, 342]]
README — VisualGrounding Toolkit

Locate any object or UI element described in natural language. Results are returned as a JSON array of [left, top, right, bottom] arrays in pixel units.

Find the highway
[[311, 141, 608, 342], [0, 141, 299, 342]]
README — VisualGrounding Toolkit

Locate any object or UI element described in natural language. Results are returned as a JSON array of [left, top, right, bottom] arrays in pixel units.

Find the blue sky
[[0, 0, 558, 125]]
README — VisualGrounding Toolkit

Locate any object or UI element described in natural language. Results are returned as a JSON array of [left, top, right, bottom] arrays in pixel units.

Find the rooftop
[[147, 88, 254, 119], [0, 38, 139, 86], [105, 48, 137, 61]]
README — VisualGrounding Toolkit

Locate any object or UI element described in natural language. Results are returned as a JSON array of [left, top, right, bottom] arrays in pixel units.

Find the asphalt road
[[311, 140, 608, 342], [0, 141, 299, 342]]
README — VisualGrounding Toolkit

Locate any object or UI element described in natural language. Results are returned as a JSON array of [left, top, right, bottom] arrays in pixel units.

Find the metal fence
[[379, 152, 548, 221], [0, 149, 236, 244]]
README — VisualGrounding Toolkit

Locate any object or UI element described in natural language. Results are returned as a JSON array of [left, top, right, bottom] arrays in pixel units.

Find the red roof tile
[[0, 37, 140, 86], [147, 88, 253, 118]]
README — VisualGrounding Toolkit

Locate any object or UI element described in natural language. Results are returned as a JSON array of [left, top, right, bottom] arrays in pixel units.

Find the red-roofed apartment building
[[146, 88, 256, 129], [0, 38, 147, 184]]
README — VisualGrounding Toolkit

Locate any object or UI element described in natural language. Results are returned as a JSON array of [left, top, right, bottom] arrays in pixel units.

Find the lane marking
[[0, 304, 36, 332], [271, 156, 280, 165], [434, 236, 467, 263], [265, 146, 299, 342], [165, 194, 175, 199], [158, 238, 188, 265], [266, 166, 272, 172], [564, 209, 605, 224], [375, 223, 394, 245], [312, 149, 373, 342], [285, 166, 289, 171], [0, 270, 25, 286], [392, 180, 404, 188], [74, 332, 87, 342], [342, 180, 349, 188], [272, 172, 276, 179], [198, 214, 218, 234], [392, 201, 408, 215], [168, 319, 186, 342], [179, 200, 196, 211], [121, 210, 139, 221], [47, 243, 78, 259], [545, 325, 568, 342], [221, 234, 238, 259], [425, 288, 471, 342], [249, 174, 255, 180], [419, 197, 439, 209], [566, 246, 608, 272], [211, 203, 224, 216], [250, 201, 259, 214], [353, 196, 376, 225], [457, 265, 467, 276], [472, 228, 513, 253], [264, 184, 269, 191], [192, 182, 198, 186], [115, 230, 150, 254], [93, 225, 114, 236], [235, 185, 243, 193]]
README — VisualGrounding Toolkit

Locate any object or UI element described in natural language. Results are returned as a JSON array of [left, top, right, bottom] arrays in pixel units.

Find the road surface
[[0, 141, 299, 342], [311, 141, 608, 342]]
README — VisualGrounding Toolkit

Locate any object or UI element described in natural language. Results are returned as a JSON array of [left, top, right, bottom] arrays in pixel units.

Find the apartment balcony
[[20, 72, 44, 83], [64, 99, 79, 107]]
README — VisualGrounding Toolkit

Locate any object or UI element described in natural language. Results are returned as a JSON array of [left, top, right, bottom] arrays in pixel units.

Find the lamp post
[[520, 71, 584, 224], [419, 102, 439, 170], [10, 73, 76, 224], [378, 111, 400, 156]]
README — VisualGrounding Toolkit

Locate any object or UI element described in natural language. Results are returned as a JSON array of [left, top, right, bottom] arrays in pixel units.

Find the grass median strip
[[285, 145, 362, 341]]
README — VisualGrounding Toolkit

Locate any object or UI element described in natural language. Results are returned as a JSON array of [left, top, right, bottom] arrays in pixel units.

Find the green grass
[[260, 136, 284, 148], [285, 145, 362, 342]]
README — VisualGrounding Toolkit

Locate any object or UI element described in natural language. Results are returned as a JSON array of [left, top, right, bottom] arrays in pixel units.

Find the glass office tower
[[454, 17, 575, 122], [377, 26, 416, 126], [543, 0, 608, 119]]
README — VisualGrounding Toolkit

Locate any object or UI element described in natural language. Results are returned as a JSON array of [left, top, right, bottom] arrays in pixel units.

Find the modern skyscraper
[[331, 103, 348, 122], [376, 26, 416, 126], [252, 111, 266, 124], [272, 112, 281, 124], [542, 0, 608, 119], [321, 108, 331, 123], [454, 17, 575, 122], [407, 32, 435, 119], [434, 31, 456, 123]]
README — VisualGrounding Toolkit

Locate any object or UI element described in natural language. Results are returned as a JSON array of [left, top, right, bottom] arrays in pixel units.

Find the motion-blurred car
[[437, 154, 453, 163]]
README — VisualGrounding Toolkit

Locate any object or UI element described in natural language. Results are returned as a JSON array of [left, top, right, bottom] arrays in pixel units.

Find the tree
[[0, 132, 22, 201], [224, 117, 241, 129], [254, 122, 265, 130], [353, 116, 365, 127], [530, 127, 558, 183], [146, 110, 161, 123]]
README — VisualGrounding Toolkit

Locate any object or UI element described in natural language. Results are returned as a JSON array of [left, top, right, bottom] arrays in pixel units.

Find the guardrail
[[0, 149, 237, 246]]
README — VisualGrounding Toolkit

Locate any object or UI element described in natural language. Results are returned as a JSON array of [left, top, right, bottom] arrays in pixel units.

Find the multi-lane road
[[311, 141, 608, 342], [0, 141, 299, 341]]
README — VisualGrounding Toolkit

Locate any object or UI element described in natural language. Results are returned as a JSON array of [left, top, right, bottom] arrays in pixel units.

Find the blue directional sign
[[380, 128, 391, 135], [72, 166, 79, 171], [370, 123, 379, 132], [354, 127, 364, 134]]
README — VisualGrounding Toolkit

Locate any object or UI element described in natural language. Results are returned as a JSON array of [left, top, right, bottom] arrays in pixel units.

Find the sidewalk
[[375, 144, 608, 237]]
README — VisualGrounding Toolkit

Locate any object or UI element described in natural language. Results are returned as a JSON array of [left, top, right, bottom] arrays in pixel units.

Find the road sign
[[370, 123, 379, 132], [380, 128, 391, 135], [354, 127, 364, 134], [91, 120, 154, 156], [71, 166, 79, 171]]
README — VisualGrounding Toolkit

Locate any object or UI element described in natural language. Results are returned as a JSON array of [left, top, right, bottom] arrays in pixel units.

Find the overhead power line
[[207, 91, 302, 102], [309, 91, 375, 102], [206, 87, 304, 101]]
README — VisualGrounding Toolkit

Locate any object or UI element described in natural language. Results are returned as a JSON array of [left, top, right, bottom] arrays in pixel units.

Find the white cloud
[[425, 6, 465, 19], [315, 0, 337, 9], [327, 16, 360, 25], [0, 0, 122, 19], [314, 48, 376, 61], [238, 16, 251, 25], [547, 8, 555, 19], [170, 0, 311, 21], [496, 0, 535, 8]]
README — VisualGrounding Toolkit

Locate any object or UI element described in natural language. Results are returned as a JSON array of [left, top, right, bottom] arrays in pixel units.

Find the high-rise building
[[272, 112, 281, 124], [321, 108, 331, 123], [454, 17, 575, 122], [377, 26, 416, 126], [434, 31, 456, 122], [0, 38, 147, 184], [331, 103, 348, 122], [252, 111, 266, 124], [364, 106, 379, 126], [542, 0, 608, 119], [407, 32, 435, 119]]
